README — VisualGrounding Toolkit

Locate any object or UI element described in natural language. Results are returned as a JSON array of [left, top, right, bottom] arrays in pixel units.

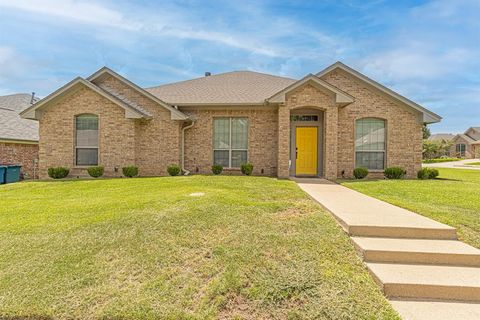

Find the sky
[[0, 0, 479, 133]]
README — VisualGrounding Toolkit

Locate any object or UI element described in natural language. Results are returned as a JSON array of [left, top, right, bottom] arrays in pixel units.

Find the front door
[[296, 127, 317, 175]]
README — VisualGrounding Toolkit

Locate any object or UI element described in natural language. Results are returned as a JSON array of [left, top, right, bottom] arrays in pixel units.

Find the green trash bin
[[5, 165, 21, 183], [0, 166, 6, 184]]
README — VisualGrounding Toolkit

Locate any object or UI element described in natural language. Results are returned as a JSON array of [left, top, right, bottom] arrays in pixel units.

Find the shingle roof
[[456, 134, 476, 143], [0, 94, 39, 142], [428, 133, 455, 141], [145, 71, 296, 105]]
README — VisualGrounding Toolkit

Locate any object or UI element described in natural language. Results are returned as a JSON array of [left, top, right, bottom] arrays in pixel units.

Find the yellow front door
[[296, 127, 317, 175]]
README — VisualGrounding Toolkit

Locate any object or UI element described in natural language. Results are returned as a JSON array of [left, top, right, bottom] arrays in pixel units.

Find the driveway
[[423, 159, 480, 170]]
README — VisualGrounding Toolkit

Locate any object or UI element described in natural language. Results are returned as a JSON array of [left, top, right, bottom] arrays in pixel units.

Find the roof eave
[[317, 61, 442, 124]]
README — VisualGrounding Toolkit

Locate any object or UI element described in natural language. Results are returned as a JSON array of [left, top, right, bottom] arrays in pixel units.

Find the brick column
[[324, 107, 338, 180], [277, 105, 290, 178]]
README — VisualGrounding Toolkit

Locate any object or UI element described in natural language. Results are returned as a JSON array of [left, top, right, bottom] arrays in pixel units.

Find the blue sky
[[0, 0, 479, 133]]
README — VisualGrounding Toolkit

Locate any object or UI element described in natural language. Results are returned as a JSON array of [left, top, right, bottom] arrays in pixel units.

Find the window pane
[[76, 115, 98, 130], [76, 115, 98, 148], [76, 148, 98, 166], [214, 150, 229, 167], [355, 118, 385, 151], [231, 118, 248, 149], [213, 118, 230, 149], [356, 152, 384, 170], [231, 150, 247, 167]]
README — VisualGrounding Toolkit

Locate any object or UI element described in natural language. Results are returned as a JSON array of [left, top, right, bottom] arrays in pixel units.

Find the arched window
[[355, 118, 386, 170], [75, 114, 98, 166]]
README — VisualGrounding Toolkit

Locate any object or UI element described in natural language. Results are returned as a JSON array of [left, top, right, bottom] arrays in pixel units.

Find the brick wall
[[321, 70, 423, 178], [183, 107, 278, 176], [0, 142, 39, 179]]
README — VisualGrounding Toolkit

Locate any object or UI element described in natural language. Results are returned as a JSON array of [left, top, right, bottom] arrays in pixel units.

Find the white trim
[[212, 117, 248, 168], [20, 77, 147, 120], [316, 61, 442, 123], [87, 67, 189, 120], [267, 74, 354, 106]]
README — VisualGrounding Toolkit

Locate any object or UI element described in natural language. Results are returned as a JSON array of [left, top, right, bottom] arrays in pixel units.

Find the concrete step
[[367, 263, 480, 301], [353, 237, 480, 267], [297, 182, 457, 240], [390, 300, 480, 320]]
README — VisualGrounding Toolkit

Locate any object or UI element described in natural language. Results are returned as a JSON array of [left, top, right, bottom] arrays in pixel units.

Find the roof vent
[[204, 72, 211, 77]]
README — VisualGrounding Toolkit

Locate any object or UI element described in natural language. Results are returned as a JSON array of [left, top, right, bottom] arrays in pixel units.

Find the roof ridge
[[145, 70, 296, 90]]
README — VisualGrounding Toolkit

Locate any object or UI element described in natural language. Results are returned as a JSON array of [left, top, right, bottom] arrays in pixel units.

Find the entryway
[[289, 109, 324, 177]]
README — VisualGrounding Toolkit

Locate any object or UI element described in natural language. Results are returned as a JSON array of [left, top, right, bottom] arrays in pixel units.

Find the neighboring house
[[450, 127, 480, 158], [428, 133, 455, 143], [21, 62, 441, 179], [0, 93, 39, 178]]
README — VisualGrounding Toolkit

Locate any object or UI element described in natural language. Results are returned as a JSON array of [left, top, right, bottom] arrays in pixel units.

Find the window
[[355, 118, 386, 170], [456, 144, 466, 157], [290, 115, 319, 122], [213, 118, 248, 168], [75, 114, 98, 166]]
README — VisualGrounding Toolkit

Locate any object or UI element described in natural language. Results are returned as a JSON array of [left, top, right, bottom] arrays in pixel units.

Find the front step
[[353, 237, 480, 267], [347, 225, 457, 240], [367, 263, 480, 301], [390, 300, 480, 320]]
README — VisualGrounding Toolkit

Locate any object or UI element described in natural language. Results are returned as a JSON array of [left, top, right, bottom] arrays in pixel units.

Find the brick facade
[[0, 142, 39, 178], [38, 69, 424, 180]]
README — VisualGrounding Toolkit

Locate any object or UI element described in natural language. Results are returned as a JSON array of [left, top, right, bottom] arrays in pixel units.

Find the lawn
[[342, 168, 480, 248], [466, 162, 480, 166], [0, 176, 398, 319]]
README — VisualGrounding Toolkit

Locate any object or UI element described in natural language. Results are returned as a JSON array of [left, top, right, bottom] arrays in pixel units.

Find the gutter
[[181, 120, 195, 175]]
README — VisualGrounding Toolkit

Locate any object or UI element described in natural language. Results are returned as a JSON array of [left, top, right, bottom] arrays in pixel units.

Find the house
[[428, 133, 455, 143], [20, 62, 441, 179], [0, 93, 39, 178], [450, 127, 480, 158]]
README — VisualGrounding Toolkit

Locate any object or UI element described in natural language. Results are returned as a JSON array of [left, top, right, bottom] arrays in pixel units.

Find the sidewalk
[[295, 178, 480, 320]]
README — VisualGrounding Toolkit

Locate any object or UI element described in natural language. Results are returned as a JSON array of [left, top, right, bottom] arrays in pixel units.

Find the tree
[[422, 123, 431, 140]]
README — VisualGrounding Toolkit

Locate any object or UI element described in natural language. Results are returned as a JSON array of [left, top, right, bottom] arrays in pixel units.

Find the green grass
[[422, 157, 462, 163], [341, 169, 480, 248], [0, 176, 398, 319], [466, 162, 480, 166]]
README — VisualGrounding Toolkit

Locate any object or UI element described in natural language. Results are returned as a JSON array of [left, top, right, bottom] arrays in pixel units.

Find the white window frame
[[75, 114, 99, 166], [456, 143, 466, 157], [354, 118, 386, 170], [213, 117, 248, 168]]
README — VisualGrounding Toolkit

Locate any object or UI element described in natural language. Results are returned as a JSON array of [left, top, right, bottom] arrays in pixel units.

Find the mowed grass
[[0, 176, 398, 319], [342, 169, 480, 248]]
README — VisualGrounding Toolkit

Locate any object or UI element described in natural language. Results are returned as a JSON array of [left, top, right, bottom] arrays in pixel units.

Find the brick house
[[0, 93, 39, 179], [450, 127, 480, 159], [21, 62, 441, 180]]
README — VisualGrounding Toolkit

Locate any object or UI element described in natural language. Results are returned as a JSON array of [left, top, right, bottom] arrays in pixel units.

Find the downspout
[[181, 120, 195, 175]]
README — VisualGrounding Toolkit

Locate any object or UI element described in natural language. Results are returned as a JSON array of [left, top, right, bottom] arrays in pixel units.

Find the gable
[[317, 62, 441, 123], [21, 78, 150, 120]]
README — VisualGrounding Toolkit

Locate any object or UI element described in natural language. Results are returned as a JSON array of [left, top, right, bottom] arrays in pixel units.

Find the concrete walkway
[[423, 158, 480, 170], [295, 178, 480, 320]]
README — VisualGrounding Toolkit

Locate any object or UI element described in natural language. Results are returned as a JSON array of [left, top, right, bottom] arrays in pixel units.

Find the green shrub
[[241, 163, 254, 176], [384, 167, 406, 179], [47, 167, 70, 179], [87, 166, 104, 178], [211, 165, 223, 175], [167, 164, 181, 176], [122, 166, 138, 178], [417, 168, 439, 180], [353, 167, 369, 179]]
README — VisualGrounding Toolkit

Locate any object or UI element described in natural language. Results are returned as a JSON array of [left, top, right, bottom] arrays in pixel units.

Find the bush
[[87, 166, 104, 178], [384, 167, 406, 179], [211, 164, 223, 175], [353, 167, 369, 179], [167, 164, 181, 176], [417, 168, 439, 180], [241, 163, 254, 176], [47, 167, 70, 179], [122, 166, 138, 178]]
